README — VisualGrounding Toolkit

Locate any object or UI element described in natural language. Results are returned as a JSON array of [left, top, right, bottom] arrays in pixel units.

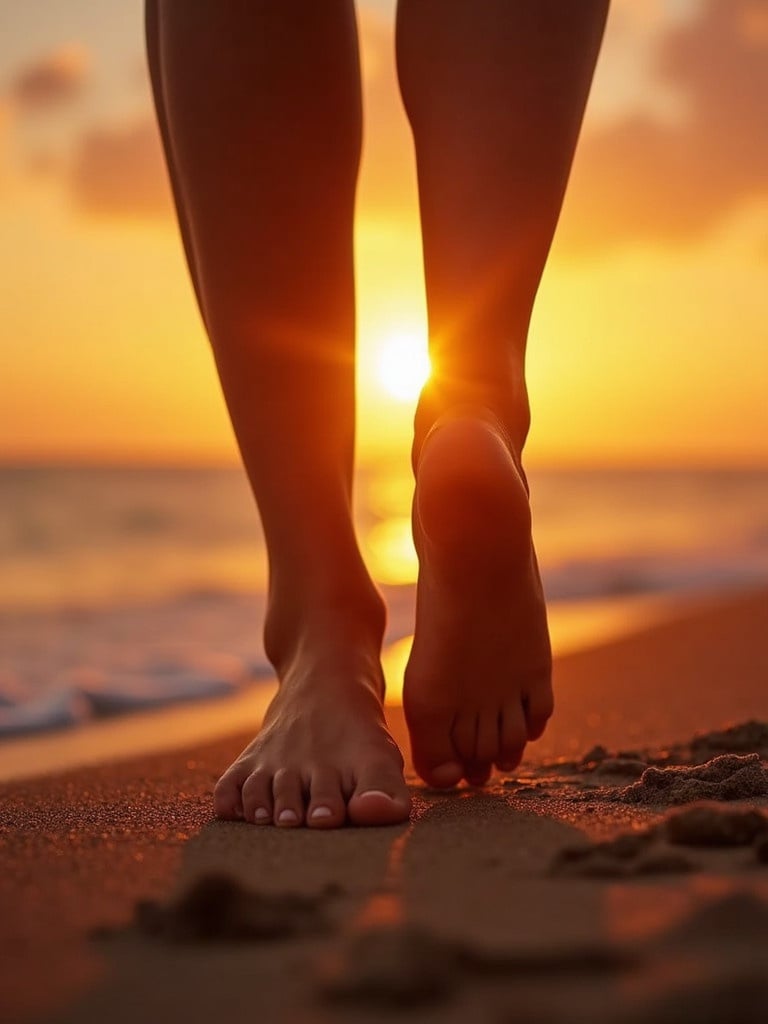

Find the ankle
[[412, 372, 530, 470], [263, 575, 387, 676]]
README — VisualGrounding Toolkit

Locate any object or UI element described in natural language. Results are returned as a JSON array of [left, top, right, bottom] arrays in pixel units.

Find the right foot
[[404, 408, 553, 788], [213, 602, 412, 828]]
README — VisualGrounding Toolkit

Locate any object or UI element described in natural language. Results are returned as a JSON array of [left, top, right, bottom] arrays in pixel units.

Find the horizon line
[[1, 456, 767, 474]]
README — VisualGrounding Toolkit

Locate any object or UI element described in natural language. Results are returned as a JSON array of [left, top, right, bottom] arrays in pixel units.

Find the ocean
[[2, 462, 767, 738]]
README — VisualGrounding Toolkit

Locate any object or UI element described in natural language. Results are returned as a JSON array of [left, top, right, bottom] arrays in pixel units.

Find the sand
[[2, 586, 768, 1023]]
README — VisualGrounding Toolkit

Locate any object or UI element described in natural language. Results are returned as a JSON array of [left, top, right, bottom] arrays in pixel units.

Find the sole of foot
[[404, 411, 553, 789]]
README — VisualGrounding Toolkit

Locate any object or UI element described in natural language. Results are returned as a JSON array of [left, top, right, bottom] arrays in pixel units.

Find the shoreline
[[0, 588, 723, 784]]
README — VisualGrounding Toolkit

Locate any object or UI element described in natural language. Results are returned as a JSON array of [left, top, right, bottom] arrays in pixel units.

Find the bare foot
[[404, 410, 553, 788], [214, 604, 412, 827]]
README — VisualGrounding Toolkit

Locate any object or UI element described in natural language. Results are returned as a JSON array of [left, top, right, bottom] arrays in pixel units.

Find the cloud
[[559, 0, 768, 251], [0, 44, 166, 218], [9, 46, 89, 113], [25, 0, 765, 254], [63, 9, 405, 224], [70, 118, 172, 219], [64, 9, 405, 223]]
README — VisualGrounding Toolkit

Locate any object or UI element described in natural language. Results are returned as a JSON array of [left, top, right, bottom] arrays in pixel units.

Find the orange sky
[[0, 0, 766, 467]]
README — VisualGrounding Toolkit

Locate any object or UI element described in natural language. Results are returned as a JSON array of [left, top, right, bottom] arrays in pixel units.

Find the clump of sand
[[533, 723, 768, 803], [319, 923, 634, 1007], [553, 802, 768, 878], [691, 720, 768, 758], [135, 873, 332, 942], [580, 744, 643, 766], [663, 803, 768, 847], [591, 757, 648, 778], [615, 753, 768, 806], [325, 892, 768, 1012], [572, 745, 648, 780], [551, 830, 695, 879], [571, 721, 768, 776], [319, 925, 458, 1007]]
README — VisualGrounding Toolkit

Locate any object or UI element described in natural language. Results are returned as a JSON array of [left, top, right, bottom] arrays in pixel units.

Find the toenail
[[254, 807, 270, 822], [359, 790, 394, 801], [310, 806, 332, 820], [278, 809, 298, 824]]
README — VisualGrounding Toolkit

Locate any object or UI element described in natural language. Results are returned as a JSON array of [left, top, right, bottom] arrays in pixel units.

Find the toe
[[464, 761, 493, 787], [498, 702, 528, 771], [451, 711, 479, 767], [524, 684, 554, 741], [213, 764, 248, 820], [307, 767, 347, 829], [476, 711, 501, 766], [406, 700, 463, 788], [272, 768, 305, 827], [240, 768, 273, 824], [347, 760, 412, 826]]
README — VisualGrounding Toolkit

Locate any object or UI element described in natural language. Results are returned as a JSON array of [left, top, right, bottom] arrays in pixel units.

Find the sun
[[374, 330, 431, 402]]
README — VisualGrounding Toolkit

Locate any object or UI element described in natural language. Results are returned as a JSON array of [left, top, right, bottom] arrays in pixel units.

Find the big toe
[[347, 761, 412, 826], [405, 700, 463, 789]]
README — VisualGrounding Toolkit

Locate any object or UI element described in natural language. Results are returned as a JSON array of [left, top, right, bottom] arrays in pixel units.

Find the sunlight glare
[[375, 330, 431, 402]]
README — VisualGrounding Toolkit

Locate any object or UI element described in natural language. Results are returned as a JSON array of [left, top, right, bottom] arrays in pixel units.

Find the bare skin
[[147, 0, 608, 824], [147, 1, 410, 827], [405, 412, 552, 788], [397, 0, 608, 788], [215, 605, 411, 827]]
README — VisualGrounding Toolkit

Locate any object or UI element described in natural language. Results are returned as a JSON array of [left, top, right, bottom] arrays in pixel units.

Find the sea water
[[2, 462, 767, 737]]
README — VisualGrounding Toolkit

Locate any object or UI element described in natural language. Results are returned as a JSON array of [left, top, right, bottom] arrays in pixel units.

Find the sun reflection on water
[[363, 516, 419, 586]]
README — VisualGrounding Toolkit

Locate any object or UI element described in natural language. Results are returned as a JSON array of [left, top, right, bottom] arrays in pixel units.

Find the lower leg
[[149, 0, 410, 826], [396, 0, 608, 785], [397, 0, 609, 457]]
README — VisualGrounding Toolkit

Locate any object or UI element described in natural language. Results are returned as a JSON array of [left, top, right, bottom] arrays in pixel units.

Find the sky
[[0, 0, 766, 467]]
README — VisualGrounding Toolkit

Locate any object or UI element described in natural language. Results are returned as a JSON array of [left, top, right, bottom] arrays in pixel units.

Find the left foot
[[404, 409, 553, 788], [214, 600, 412, 828]]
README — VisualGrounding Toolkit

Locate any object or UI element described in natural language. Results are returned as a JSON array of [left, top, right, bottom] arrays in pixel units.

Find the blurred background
[[1, 0, 766, 738]]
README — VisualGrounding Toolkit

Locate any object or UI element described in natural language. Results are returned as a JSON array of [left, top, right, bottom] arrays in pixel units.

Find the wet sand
[[2, 586, 768, 1023]]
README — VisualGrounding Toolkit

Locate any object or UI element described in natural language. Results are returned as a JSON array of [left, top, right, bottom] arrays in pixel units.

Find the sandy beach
[[2, 585, 768, 1024]]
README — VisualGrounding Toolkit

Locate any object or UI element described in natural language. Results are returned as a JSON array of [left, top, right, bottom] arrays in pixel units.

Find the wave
[[542, 550, 768, 603], [0, 651, 274, 739], [2, 548, 767, 741]]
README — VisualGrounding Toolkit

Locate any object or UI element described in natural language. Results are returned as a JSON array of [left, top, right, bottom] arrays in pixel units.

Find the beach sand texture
[[2, 587, 768, 1024]]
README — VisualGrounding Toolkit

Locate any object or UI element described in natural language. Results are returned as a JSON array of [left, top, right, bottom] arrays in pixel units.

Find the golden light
[[382, 636, 412, 704], [374, 330, 431, 402], [363, 517, 418, 586]]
